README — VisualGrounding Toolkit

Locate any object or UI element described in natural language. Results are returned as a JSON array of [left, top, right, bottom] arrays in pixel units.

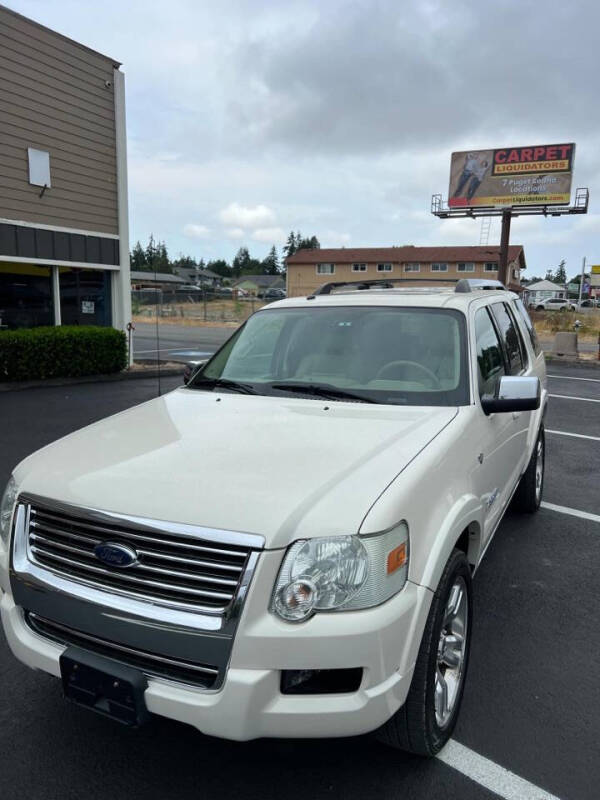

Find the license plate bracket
[[60, 646, 150, 727]]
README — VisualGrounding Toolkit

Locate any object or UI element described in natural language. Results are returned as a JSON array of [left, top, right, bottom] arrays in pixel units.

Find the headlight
[[271, 523, 409, 622], [0, 475, 18, 547]]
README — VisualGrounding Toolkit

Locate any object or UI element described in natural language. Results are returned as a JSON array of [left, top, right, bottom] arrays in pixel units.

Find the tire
[[535, 305, 544, 311], [513, 426, 545, 513], [375, 550, 472, 756]]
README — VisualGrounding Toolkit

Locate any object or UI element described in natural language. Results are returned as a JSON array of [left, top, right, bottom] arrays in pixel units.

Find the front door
[[471, 305, 523, 546]]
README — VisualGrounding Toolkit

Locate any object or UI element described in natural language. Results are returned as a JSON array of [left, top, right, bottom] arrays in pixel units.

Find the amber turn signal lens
[[386, 542, 407, 574]]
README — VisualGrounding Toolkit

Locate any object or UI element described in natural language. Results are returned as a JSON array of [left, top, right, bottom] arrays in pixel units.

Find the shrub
[[0, 326, 127, 382]]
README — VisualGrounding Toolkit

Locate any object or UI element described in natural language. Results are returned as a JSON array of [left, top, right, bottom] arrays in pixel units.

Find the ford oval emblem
[[94, 542, 139, 569]]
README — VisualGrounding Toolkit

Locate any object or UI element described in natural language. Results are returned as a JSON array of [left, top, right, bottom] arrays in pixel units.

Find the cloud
[[224, 227, 245, 240], [228, 0, 600, 158], [251, 227, 286, 244], [21, 0, 600, 277], [218, 202, 276, 229], [322, 230, 351, 247], [183, 223, 211, 238]]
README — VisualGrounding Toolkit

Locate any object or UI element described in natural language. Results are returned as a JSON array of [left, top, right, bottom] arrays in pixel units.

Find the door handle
[[512, 412, 521, 420]]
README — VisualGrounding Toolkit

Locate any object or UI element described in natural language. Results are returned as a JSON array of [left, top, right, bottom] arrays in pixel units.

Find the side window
[[474, 308, 506, 398], [489, 302, 524, 375], [513, 298, 541, 356]]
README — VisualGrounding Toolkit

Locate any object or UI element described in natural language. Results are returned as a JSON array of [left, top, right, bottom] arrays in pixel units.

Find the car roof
[[263, 287, 518, 313]]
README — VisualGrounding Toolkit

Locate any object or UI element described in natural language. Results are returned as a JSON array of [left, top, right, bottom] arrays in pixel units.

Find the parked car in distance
[[177, 283, 202, 293], [575, 298, 598, 310], [0, 278, 546, 757], [532, 297, 576, 311], [261, 288, 286, 300]]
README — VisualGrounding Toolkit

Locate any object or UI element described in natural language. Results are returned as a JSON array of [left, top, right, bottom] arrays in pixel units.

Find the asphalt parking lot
[[132, 321, 232, 362], [0, 363, 598, 800]]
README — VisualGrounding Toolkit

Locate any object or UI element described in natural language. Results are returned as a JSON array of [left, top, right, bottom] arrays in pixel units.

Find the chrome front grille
[[26, 612, 220, 688], [25, 501, 260, 614]]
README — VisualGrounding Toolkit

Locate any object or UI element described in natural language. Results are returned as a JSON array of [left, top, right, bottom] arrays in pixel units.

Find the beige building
[[0, 5, 130, 334], [286, 245, 525, 298]]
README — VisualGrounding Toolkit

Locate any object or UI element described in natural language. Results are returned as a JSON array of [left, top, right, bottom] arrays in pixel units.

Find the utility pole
[[577, 256, 586, 307], [498, 208, 512, 287]]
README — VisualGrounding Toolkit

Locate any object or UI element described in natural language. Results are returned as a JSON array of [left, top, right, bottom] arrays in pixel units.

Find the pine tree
[[156, 241, 170, 270], [262, 245, 280, 275], [554, 259, 567, 285], [130, 241, 146, 269], [232, 247, 251, 277], [145, 234, 157, 268], [206, 259, 232, 279], [283, 231, 297, 259], [296, 233, 321, 251]]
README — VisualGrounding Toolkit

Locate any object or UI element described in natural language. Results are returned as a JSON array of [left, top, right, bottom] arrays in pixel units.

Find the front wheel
[[375, 549, 472, 756], [513, 427, 544, 513]]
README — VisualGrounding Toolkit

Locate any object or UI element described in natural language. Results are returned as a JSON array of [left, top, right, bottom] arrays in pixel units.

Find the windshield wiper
[[269, 382, 376, 404], [193, 377, 257, 395]]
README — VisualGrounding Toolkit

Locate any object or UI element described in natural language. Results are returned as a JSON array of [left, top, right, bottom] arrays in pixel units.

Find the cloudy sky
[[8, 0, 600, 278]]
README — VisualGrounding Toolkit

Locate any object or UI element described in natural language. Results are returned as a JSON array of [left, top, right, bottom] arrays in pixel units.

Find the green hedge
[[0, 326, 127, 381]]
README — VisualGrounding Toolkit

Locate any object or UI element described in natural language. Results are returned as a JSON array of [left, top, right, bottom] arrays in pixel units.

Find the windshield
[[190, 306, 469, 406]]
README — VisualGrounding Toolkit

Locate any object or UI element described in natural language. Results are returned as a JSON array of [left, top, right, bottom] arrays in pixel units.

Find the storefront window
[[59, 268, 112, 326], [0, 263, 53, 329]]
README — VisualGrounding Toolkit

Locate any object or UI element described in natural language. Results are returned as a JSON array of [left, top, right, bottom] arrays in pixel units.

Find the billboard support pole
[[498, 208, 512, 287], [577, 256, 586, 306]]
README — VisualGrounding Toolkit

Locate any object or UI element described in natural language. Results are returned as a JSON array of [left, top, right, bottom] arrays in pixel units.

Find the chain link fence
[[131, 289, 267, 324]]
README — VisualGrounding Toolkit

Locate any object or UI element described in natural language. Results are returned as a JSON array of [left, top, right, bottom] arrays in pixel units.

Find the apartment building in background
[[286, 245, 525, 297], [0, 4, 130, 333]]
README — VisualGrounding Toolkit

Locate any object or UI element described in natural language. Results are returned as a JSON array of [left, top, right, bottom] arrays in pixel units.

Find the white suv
[[533, 296, 576, 311], [0, 279, 547, 756]]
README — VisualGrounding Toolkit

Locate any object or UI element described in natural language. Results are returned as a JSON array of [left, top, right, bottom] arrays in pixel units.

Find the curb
[[544, 355, 600, 368], [0, 364, 185, 393]]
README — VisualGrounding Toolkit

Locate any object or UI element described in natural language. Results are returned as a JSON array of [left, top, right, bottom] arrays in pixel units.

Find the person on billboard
[[466, 159, 490, 201], [452, 152, 480, 198]]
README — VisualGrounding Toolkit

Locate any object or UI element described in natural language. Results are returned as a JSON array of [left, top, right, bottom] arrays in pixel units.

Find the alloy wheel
[[435, 576, 469, 728], [535, 437, 544, 504]]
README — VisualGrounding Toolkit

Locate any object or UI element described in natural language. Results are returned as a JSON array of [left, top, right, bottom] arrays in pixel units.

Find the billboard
[[591, 265, 600, 288], [448, 143, 575, 209]]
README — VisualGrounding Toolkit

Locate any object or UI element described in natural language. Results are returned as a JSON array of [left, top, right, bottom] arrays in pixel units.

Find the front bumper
[[0, 546, 432, 740]]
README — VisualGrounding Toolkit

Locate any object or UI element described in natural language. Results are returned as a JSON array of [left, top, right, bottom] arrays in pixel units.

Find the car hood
[[15, 388, 458, 549]]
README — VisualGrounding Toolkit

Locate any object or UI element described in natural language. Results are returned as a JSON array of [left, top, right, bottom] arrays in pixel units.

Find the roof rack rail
[[454, 279, 506, 293], [309, 277, 462, 297], [308, 277, 507, 298]]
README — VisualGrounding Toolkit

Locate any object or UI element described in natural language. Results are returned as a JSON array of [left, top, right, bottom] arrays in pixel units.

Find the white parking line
[[438, 740, 561, 800], [134, 348, 212, 356], [549, 393, 600, 403], [546, 429, 600, 442], [541, 501, 600, 524], [547, 374, 600, 383], [133, 348, 177, 355]]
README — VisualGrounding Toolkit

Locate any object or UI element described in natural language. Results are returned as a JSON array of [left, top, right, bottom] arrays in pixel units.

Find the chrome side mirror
[[481, 376, 541, 415], [183, 359, 208, 385]]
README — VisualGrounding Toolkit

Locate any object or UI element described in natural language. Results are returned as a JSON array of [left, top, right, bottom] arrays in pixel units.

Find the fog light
[[281, 668, 363, 694], [274, 578, 317, 622]]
